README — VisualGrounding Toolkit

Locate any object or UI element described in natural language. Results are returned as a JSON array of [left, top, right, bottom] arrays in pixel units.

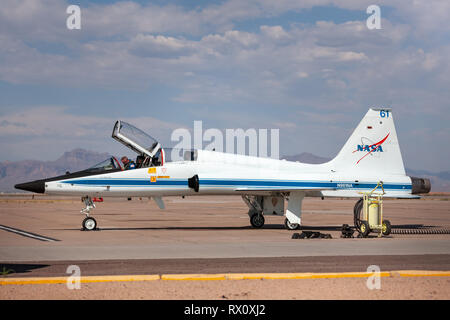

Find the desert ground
[[1, 193, 449, 300]]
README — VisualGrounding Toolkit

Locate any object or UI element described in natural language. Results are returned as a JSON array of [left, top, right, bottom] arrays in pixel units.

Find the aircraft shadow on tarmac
[[54, 224, 437, 232], [0, 263, 50, 276], [55, 224, 350, 231]]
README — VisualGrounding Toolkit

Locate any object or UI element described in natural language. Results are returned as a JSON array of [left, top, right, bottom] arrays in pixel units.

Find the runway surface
[[1, 194, 449, 299], [2, 255, 450, 278]]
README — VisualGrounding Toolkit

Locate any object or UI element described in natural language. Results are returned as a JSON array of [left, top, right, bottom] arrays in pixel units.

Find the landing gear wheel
[[284, 218, 300, 230], [250, 213, 265, 228], [382, 219, 391, 236], [82, 217, 97, 231], [359, 221, 370, 238]]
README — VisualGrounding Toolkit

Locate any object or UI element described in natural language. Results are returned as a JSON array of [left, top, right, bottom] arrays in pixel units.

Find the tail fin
[[331, 108, 406, 176]]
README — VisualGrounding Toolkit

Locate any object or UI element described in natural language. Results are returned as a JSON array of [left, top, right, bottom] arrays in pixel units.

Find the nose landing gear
[[81, 196, 98, 231], [82, 216, 97, 231]]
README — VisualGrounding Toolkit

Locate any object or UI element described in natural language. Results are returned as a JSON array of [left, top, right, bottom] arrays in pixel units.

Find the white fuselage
[[45, 149, 414, 199]]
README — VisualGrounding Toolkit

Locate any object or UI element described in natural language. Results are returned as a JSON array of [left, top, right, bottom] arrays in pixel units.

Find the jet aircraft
[[15, 108, 431, 231]]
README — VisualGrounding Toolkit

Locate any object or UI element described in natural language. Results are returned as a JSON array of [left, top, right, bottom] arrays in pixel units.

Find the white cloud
[[1, 5, 448, 111], [260, 25, 291, 42], [337, 51, 367, 61], [0, 106, 181, 136], [1, 0, 449, 169], [129, 34, 196, 58], [0, 106, 183, 161]]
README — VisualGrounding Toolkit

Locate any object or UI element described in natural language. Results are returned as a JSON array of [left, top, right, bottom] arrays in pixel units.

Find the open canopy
[[112, 121, 161, 158], [112, 120, 198, 167]]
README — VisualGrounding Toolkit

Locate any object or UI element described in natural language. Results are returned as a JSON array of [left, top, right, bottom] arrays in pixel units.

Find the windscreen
[[88, 157, 120, 171]]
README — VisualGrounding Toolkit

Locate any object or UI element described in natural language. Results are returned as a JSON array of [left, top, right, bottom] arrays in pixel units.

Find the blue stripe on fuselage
[[61, 179, 187, 186], [200, 179, 410, 190], [61, 178, 411, 190]]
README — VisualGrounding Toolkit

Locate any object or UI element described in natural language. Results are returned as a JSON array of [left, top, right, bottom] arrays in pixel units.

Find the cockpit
[[111, 120, 197, 169], [88, 157, 123, 172]]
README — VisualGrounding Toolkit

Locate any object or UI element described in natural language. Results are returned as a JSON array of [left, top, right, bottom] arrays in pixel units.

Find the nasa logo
[[353, 133, 390, 164], [356, 145, 384, 152]]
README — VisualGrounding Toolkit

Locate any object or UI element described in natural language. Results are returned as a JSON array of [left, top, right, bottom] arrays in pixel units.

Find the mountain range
[[0, 149, 110, 193], [1, 149, 448, 192]]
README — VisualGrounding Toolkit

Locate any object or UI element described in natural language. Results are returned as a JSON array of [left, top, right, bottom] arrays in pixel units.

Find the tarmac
[[0, 193, 449, 299]]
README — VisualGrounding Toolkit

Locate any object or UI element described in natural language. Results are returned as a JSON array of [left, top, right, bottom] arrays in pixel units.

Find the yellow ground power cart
[[357, 182, 392, 237]]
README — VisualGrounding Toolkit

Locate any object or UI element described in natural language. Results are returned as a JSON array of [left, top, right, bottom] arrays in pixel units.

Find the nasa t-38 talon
[[15, 108, 431, 231]]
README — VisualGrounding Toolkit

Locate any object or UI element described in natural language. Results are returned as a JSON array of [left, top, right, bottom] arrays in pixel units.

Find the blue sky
[[0, 0, 449, 171]]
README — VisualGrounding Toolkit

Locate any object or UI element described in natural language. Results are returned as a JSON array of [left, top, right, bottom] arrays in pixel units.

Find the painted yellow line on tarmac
[[0, 275, 160, 285], [1, 270, 450, 285], [161, 274, 227, 281], [224, 271, 397, 280], [395, 270, 450, 277]]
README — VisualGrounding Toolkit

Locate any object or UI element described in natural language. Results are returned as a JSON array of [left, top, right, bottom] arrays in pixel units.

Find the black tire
[[284, 218, 300, 230], [353, 198, 364, 229], [359, 221, 370, 237], [82, 217, 97, 231], [250, 213, 265, 228], [382, 219, 391, 236]]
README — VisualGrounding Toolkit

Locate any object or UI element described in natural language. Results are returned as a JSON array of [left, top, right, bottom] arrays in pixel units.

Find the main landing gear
[[284, 192, 304, 230], [242, 193, 304, 230], [81, 196, 98, 231], [284, 218, 300, 230], [250, 212, 265, 228], [242, 195, 265, 228]]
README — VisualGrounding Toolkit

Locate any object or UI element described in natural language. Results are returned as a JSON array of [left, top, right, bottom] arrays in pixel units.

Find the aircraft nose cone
[[15, 180, 45, 194]]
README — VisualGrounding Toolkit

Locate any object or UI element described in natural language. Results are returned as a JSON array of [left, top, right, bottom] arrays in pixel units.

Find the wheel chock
[[341, 224, 355, 238], [292, 231, 332, 239]]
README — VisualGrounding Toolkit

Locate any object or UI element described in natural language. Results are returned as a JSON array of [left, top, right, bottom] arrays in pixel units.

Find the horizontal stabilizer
[[380, 193, 420, 199]]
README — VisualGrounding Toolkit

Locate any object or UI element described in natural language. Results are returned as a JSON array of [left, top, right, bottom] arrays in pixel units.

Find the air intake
[[188, 174, 199, 192]]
